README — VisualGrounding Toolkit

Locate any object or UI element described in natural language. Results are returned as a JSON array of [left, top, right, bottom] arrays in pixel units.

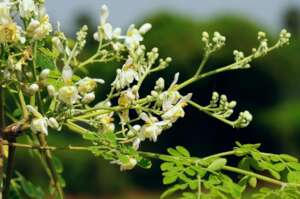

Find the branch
[[175, 42, 281, 91], [0, 87, 5, 198]]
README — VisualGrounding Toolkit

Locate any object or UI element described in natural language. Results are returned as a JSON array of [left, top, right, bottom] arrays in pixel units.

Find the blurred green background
[[14, 1, 300, 198]]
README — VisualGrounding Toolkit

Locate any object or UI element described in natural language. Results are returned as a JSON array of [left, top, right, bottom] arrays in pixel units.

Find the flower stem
[[2, 137, 16, 199]]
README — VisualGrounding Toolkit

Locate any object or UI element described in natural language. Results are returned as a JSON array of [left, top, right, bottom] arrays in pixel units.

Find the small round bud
[[47, 85, 56, 97], [48, 117, 59, 129], [82, 92, 95, 104], [139, 23, 152, 34], [28, 83, 39, 94], [40, 69, 50, 79]]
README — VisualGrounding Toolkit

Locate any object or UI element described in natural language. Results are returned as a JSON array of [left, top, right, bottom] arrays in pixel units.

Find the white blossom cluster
[[0, 2, 291, 172]]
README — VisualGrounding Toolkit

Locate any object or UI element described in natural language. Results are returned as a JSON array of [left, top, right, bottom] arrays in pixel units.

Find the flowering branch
[[0, 1, 295, 198]]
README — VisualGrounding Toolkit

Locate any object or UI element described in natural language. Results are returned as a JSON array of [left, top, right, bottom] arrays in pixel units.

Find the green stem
[[32, 41, 64, 199], [195, 52, 210, 77], [188, 100, 234, 127], [175, 43, 280, 91], [223, 166, 287, 187]]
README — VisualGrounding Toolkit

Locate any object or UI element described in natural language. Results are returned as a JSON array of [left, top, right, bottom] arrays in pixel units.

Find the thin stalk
[[0, 87, 5, 197], [175, 43, 280, 91], [188, 100, 234, 127], [3, 137, 16, 199], [194, 52, 210, 77], [32, 42, 64, 199], [37, 134, 64, 199]]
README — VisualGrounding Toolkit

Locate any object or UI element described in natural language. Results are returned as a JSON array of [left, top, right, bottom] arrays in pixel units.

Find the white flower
[[100, 4, 109, 25], [27, 15, 52, 40], [48, 117, 59, 130], [123, 24, 143, 49], [113, 27, 122, 38], [97, 112, 115, 133], [139, 23, 152, 34], [162, 94, 192, 123], [58, 86, 80, 105], [157, 73, 182, 111], [31, 118, 48, 135], [118, 88, 137, 107], [19, 0, 37, 18], [140, 113, 169, 142], [113, 156, 137, 171], [112, 58, 139, 90], [0, 1, 12, 25], [82, 92, 95, 104], [77, 77, 105, 94]]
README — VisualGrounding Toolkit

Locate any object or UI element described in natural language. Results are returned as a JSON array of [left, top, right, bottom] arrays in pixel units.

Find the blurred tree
[[283, 7, 300, 35]]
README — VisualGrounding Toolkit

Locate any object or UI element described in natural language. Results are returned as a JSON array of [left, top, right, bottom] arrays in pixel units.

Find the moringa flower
[[27, 105, 48, 135], [123, 24, 143, 49], [82, 92, 95, 104], [19, 0, 37, 19], [77, 77, 105, 94], [27, 14, 52, 40], [0, 1, 12, 25], [140, 113, 169, 142], [112, 57, 139, 90], [162, 93, 192, 123], [31, 118, 48, 135], [58, 86, 80, 105]]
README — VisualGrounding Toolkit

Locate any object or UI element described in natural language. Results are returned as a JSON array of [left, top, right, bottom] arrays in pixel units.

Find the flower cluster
[[201, 31, 226, 53], [0, 1, 292, 185]]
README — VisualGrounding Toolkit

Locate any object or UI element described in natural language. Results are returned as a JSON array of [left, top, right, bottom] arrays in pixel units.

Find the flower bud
[[139, 23, 152, 34], [82, 92, 95, 104], [47, 85, 56, 97], [31, 118, 48, 135], [48, 117, 59, 129], [28, 83, 39, 94], [40, 68, 50, 79], [120, 157, 137, 171]]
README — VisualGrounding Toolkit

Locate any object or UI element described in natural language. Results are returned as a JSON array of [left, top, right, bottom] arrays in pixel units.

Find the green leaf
[[176, 146, 190, 157], [248, 177, 257, 188], [185, 168, 196, 176], [161, 162, 174, 171], [287, 171, 300, 183], [53, 156, 64, 173], [167, 148, 181, 157], [272, 163, 285, 172], [138, 158, 152, 169], [268, 169, 281, 180], [288, 162, 300, 171], [163, 175, 178, 185], [279, 154, 298, 162], [36, 48, 56, 70], [12, 108, 22, 117], [208, 158, 227, 171], [17, 173, 44, 199], [160, 184, 187, 199]]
